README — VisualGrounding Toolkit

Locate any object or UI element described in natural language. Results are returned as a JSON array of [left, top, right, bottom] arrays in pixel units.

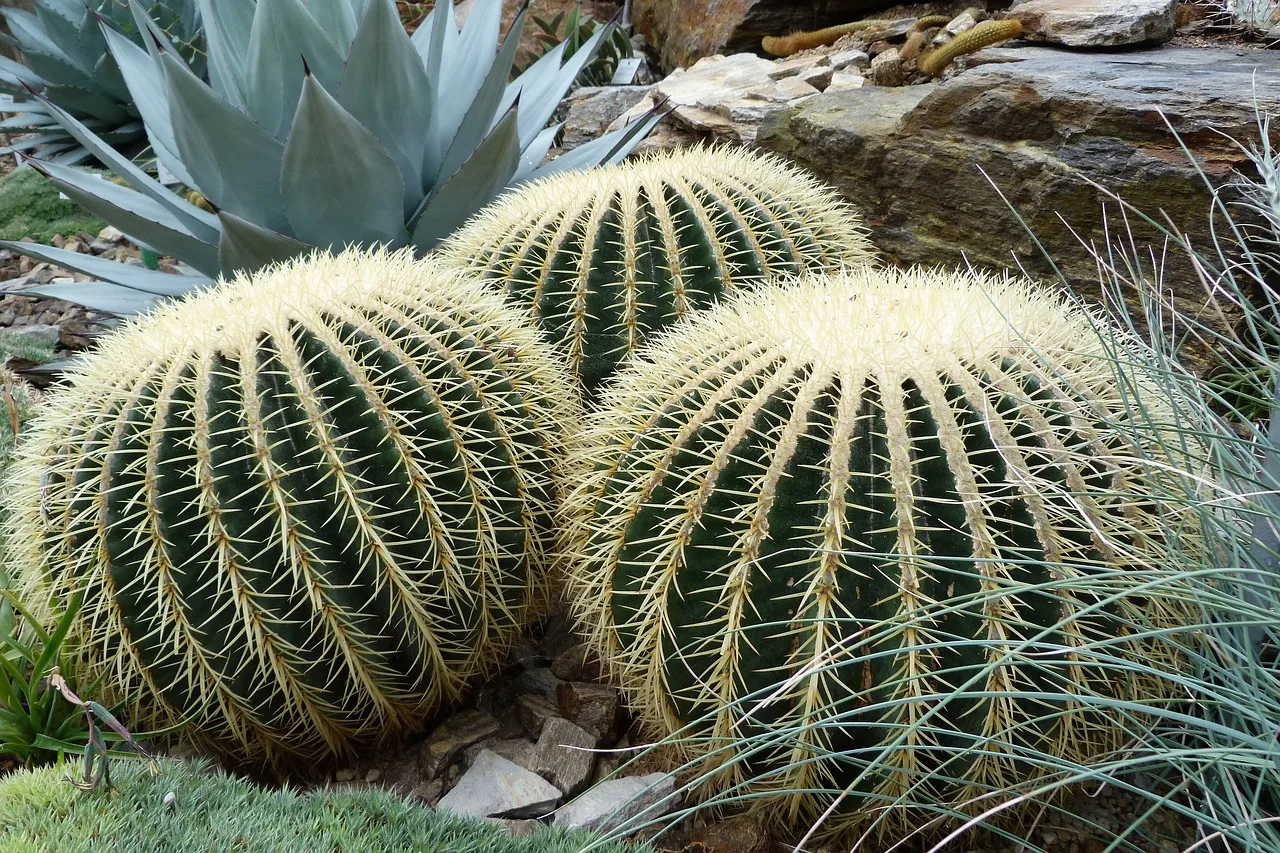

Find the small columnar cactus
[[441, 146, 877, 393], [4, 248, 578, 766], [565, 267, 1193, 836]]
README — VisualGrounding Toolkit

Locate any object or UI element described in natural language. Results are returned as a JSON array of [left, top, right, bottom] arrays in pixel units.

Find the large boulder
[[632, 0, 901, 73], [756, 45, 1280, 364]]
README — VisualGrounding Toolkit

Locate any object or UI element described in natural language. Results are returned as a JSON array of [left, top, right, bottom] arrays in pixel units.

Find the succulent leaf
[[565, 267, 1198, 837], [4, 247, 578, 766]]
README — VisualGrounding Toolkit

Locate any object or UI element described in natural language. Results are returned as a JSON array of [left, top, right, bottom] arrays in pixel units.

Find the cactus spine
[[565, 267, 1192, 836], [4, 248, 578, 766], [440, 146, 876, 394]]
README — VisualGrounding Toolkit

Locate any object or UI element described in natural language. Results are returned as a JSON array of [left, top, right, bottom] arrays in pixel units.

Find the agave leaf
[[0, 241, 209, 295], [413, 0, 453, 178], [217, 211, 312, 278], [126, 0, 184, 64], [100, 22, 194, 186], [19, 281, 167, 316], [511, 20, 615, 148], [30, 159, 221, 277], [196, 0, 254, 108], [411, 101, 521, 251], [244, 0, 346, 139], [27, 87, 219, 243], [435, 0, 502, 130], [434, 5, 527, 184], [282, 73, 407, 250], [32, 4, 87, 73], [160, 51, 290, 235], [2, 9, 61, 59], [0, 56, 42, 87], [305, 0, 360, 54], [528, 108, 664, 182], [12, 47, 93, 90], [511, 123, 560, 183], [39, 83, 129, 123], [337, 0, 430, 212], [89, 47, 130, 104]]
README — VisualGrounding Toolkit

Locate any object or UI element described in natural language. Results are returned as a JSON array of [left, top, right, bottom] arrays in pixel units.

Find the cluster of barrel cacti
[[2, 145, 1197, 839]]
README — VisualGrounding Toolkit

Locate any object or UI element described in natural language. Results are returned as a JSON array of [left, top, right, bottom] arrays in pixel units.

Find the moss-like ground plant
[[0, 167, 106, 243]]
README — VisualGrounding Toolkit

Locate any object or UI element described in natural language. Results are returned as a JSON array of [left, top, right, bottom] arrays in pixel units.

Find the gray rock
[[553, 772, 678, 833], [632, 0, 906, 73], [550, 643, 602, 683], [516, 694, 561, 738], [829, 49, 870, 71], [421, 709, 501, 776], [526, 718, 597, 797], [436, 750, 562, 820], [464, 736, 534, 770], [868, 47, 904, 87], [512, 667, 563, 698], [558, 86, 652, 151], [556, 682, 620, 745], [1006, 0, 1178, 47], [756, 45, 1280, 372]]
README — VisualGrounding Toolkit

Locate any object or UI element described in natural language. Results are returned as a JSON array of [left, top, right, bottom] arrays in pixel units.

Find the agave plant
[[0, 0, 204, 163], [0, 0, 660, 318]]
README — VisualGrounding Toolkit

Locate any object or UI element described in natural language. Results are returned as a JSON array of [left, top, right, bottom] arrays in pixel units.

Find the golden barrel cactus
[[441, 146, 877, 393], [4, 248, 578, 766], [565, 267, 1194, 836]]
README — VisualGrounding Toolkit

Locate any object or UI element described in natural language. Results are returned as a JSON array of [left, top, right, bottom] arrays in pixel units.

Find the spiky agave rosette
[[441, 146, 877, 393], [4, 247, 578, 767], [564, 267, 1198, 838]]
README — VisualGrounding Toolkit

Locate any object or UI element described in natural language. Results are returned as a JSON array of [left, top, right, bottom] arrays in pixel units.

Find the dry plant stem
[[762, 19, 893, 56], [919, 18, 1024, 76]]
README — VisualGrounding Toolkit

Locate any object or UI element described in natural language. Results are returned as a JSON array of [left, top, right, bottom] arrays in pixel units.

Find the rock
[[1005, 0, 1179, 47], [512, 667, 563, 698], [830, 48, 870, 70], [550, 643, 603, 683], [868, 47, 904, 87], [558, 85, 652, 151], [756, 46, 1280, 370], [526, 717, 597, 797], [553, 772, 677, 833], [517, 694, 562, 738], [97, 226, 124, 242], [334, 767, 356, 783], [633, 0, 904, 73], [611, 52, 829, 145], [826, 71, 866, 92], [464, 737, 534, 770], [946, 10, 980, 35], [483, 818, 541, 837], [556, 682, 620, 745], [799, 65, 834, 91], [436, 750, 562, 820], [421, 709, 502, 776]]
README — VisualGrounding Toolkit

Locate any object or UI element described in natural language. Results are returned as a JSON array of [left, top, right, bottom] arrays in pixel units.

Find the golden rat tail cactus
[[441, 146, 876, 394], [565, 267, 1194, 837], [919, 18, 1023, 76], [4, 247, 578, 767]]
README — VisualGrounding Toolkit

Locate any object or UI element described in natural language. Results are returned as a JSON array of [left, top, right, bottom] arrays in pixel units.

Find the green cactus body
[[440, 147, 877, 394], [4, 248, 577, 766], [919, 18, 1024, 76], [566, 267, 1193, 835]]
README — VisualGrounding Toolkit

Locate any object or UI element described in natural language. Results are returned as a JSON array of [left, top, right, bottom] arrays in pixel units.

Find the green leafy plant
[[0, 0, 661, 319], [0, 0, 204, 163], [441, 145, 877, 393], [0, 165, 107, 241], [0, 757, 651, 852], [565, 265, 1201, 842], [2, 247, 579, 767], [518, 5, 633, 87]]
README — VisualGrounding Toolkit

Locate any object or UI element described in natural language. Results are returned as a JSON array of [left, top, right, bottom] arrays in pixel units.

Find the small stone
[[513, 667, 563, 697], [826, 71, 866, 93], [408, 777, 443, 805], [869, 48, 904, 87], [464, 737, 534, 770], [364, 768, 381, 783], [553, 772, 677, 833], [550, 644, 602, 683], [422, 709, 502, 776], [766, 54, 826, 80], [50, 234, 65, 249], [946, 11, 979, 35], [62, 238, 83, 254], [798, 65, 834, 91], [98, 226, 124, 242], [88, 238, 116, 254], [334, 768, 356, 782], [517, 694, 561, 738], [436, 750, 562, 819], [483, 818, 541, 837], [829, 49, 870, 70], [556, 682, 620, 744], [527, 718, 597, 797]]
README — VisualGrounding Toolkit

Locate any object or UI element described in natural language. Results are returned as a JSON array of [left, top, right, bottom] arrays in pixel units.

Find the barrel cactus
[[3, 247, 578, 766], [440, 146, 877, 393], [565, 267, 1193, 837]]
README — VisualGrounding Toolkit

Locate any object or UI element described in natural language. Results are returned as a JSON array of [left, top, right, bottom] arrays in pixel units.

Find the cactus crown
[[442, 145, 877, 393], [5, 247, 577, 765], [566, 267, 1192, 835]]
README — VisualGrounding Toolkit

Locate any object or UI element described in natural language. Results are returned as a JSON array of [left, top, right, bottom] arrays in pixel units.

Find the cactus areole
[[566, 268, 1191, 833], [5, 248, 577, 766]]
